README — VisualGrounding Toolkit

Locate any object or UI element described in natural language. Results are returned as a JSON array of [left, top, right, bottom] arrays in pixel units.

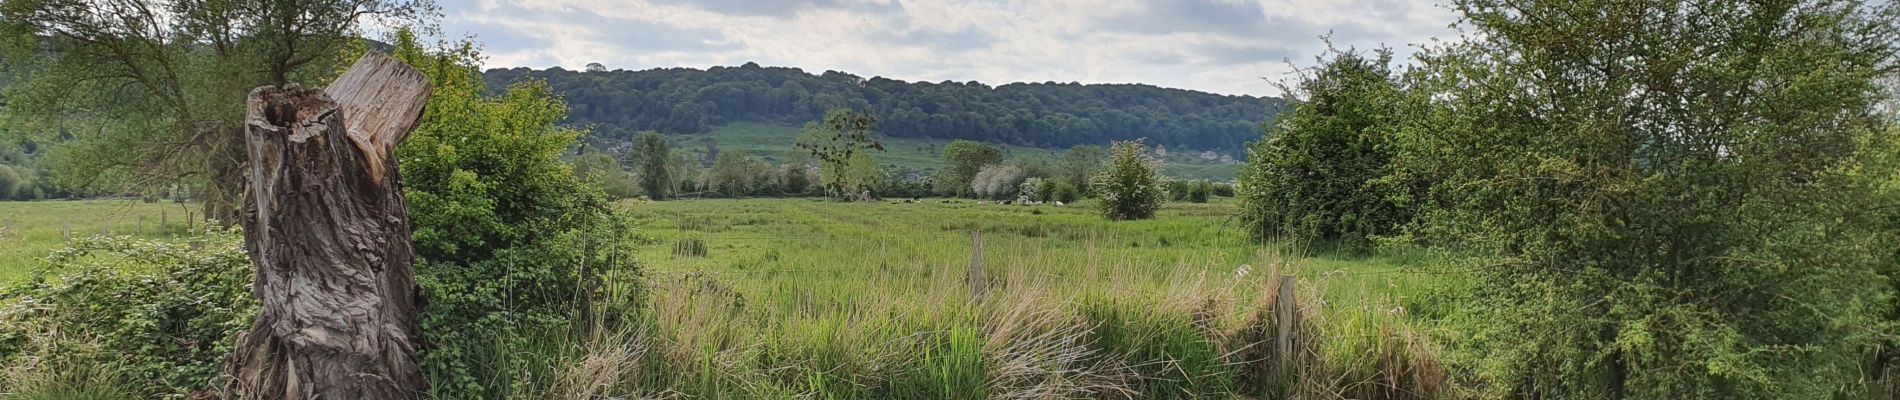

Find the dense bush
[[937, 140, 1004, 197], [1018, 177, 1049, 202], [0, 230, 253, 399], [1093, 140, 1167, 220], [971, 164, 1026, 200], [1048, 181, 1081, 204], [390, 31, 637, 398], [1237, 48, 1408, 249], [1406, 0, 1900, 397]]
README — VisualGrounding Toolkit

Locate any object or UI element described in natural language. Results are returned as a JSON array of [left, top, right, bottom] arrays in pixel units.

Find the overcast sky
[[435, 0, 1460, 97]]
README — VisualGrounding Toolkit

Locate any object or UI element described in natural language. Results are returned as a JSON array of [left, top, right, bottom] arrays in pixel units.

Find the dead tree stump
[[226, 53, 432, 399]]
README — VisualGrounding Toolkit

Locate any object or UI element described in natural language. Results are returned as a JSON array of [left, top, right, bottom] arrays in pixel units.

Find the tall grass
[[526, 244, 1453, 399]]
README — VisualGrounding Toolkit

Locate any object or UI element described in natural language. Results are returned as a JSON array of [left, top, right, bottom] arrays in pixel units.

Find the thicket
[[1093, 140, 1168, 220], [1237, 47, 1408, 249], [1238, 0, 1900, 397], [388, 31, 640, 399], [0, 230, 253, 399]]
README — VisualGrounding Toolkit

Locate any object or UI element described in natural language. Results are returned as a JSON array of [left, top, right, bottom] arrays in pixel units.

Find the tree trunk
[[226, 53, 433, 399]]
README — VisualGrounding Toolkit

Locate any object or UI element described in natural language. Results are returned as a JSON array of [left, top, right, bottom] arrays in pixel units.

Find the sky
[[434, 0, 1461, 97]]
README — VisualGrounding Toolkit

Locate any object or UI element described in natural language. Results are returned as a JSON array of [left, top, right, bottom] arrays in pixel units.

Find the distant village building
[[1154, 145, 1167, 158], [1220, 154, 1237, 164], [1200, 150, 1218, 161]]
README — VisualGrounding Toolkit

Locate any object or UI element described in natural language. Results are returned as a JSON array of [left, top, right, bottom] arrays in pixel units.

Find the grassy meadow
[[0, 198, 1457, 398], [0, 200, 205, 282]]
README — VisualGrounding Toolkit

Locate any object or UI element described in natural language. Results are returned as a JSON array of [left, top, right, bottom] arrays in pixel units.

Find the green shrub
[[391, 30, 639, 398], [1407, 1, 1900, 397], [1092, 140, 1167, 220], [1049, 181, 1081, 203], [1237, 47, 1407, 249], [0, 230, 253, 399], [1209, 182, 1235, 198]]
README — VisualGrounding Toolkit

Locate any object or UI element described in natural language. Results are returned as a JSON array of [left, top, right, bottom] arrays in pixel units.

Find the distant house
[[1220, 154, 1237, 164], [1154, 145, 1168, 158], [1200, 150, 1218, 161]]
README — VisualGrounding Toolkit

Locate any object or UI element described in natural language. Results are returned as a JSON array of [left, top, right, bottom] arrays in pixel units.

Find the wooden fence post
[[1275, 275, 1299, 373], [138, 216, 146, 236], [969, 230, 986, 300], [62, 220, 70, 240]]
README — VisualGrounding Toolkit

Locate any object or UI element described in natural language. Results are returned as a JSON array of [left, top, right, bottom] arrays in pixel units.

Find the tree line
[[482, 63, 1282, 154]]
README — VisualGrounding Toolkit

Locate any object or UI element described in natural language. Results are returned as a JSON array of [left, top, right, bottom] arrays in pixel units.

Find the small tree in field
[[796, 109, 882, 200], [1093, 139, 1167, 220], [1238, 47, 1408, 249]]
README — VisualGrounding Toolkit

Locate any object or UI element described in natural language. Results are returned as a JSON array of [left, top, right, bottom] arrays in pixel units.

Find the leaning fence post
[[62, 220, 70, 240], [1274, 275, 1299, 373], [969, 230, 986, 300], [138, 216, 146, 236]]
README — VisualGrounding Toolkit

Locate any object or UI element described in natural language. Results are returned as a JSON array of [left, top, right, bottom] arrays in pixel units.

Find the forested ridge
[[483, 62, 1282, 153]]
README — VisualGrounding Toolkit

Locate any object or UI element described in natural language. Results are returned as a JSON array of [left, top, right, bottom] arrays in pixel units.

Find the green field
[[0, 198, 1448, 398], [667, 122, 1243, 181], [623, 197, 1439, 307], [0, 200, 207, 282]]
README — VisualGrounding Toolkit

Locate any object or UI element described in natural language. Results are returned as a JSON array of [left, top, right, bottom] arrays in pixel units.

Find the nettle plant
[[0, 229, 254, 399]]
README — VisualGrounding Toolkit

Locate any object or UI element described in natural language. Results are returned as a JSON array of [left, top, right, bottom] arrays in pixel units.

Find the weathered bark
[[226, 52, 432, 399]]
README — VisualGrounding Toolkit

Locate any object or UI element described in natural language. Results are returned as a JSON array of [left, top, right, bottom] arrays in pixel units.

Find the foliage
[[0, 230, 253, 399], [1405, 0, 1900, 397], [569, 148, 640, 199], [1093, 140, 1168, 220], [1238, 47, 1409, 249], [795, 108, 883, 200], [1018, 177, 1049, 202], [1048, 181, 1081, 204], [388, 30, 635, 398], [970, 164, 1026, 200], [483, 64, 1281, 152], [707, 152, 774, 197], [0, 0, 431, 219], [630, 132, 674, 199], [1058, 145, 1106, 194], [937, 140, 1004, 197]]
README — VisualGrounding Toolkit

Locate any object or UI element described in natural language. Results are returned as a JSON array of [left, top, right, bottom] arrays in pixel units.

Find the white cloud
[[437, 0, 1458, 96]]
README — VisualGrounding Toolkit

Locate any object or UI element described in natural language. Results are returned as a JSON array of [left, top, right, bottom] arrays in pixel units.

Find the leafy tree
[[1094, 139, 1167, 220], [709, 152, 766, 197], [938, 140, 1004, 196], [781, 164, 815, 196], [1406, 0, 1900, 397], [1019, 177, 1049, 202], [795, 108, 882, 199], [569, 149, 639, 199], [1058, 145, 1106, 194], [1238, 47, 1408, 249], [389, 30, 627, 398], [0, 0, 431, 221], [971, 164, 1025, 199], [628, 132, 673, 199]]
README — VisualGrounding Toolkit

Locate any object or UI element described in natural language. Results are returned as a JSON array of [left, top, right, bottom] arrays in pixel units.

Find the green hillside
[[664, 122, 1241, 181]]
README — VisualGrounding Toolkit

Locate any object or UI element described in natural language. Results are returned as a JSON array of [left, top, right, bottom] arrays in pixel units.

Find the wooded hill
[[482, 63, 1282, 154]]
